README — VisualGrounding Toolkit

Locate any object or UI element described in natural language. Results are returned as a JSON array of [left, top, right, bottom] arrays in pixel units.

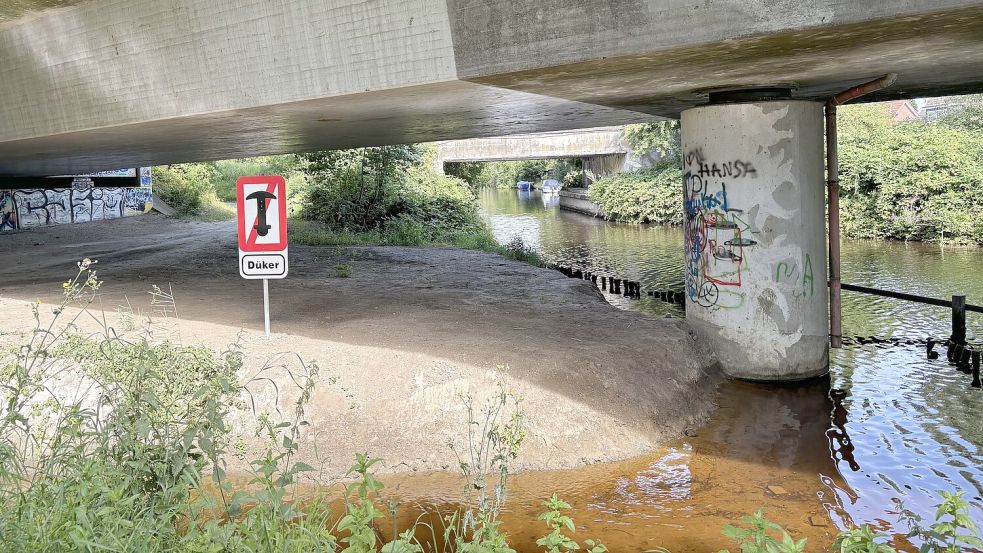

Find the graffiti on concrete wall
[[0, 191, 17, 231], [124, 187, 153, 215], [71, 184, 126, 221], [15, 189, 72, 228], [0, 184, 151, 232], [139, 167, 153, 187], [683, 148, 759, 310]]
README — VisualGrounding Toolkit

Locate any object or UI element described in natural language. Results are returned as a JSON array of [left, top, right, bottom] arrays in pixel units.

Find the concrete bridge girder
[[2, 1, 983, 175]]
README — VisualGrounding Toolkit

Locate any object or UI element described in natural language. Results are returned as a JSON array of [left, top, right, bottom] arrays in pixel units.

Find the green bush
[[936, 104, 983, 133], [396, 168, 487, 237], [445, 161, 486, 187], [546, 159, 580, 186], [333, 263, 352, 278], [295, 146, 547, 263], [151, 164, 223, 217], [210, 155, 302, 201], [837, 104, 983, 244], [301, 164, 380, 228], [622, 120, 680, 158], [299, 145, 499, 249], [0, 260, 246, 551], [473, 161, 525, 189], [587, 162, 682, 225], [516, 160, 550, 182], [301, 166, 484, 241], [284, 171, 311, 215], [562, 170, 584, 189], [299, 146, 421, 229], [54, 335, 242, 428]]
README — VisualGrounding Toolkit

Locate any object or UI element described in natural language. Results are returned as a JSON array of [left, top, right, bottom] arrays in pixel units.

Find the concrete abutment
[[681, 100, 829, 381]]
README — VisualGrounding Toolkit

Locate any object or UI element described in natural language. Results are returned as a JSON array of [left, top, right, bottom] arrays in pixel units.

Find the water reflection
[[478, 188, 983, 540], [827, 389, 860, 473], [482, 189, 686, 317], [541, 192, 560, 209]]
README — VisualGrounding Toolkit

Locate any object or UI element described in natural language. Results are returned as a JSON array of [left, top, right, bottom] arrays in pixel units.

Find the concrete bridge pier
[[681, 99, 829, 381]]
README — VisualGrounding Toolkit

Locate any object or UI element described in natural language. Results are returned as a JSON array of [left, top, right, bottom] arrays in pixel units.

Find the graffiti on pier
[[774, 253, 816, 298], [683, 148, 759, 310], [685, 149, 758, 179]]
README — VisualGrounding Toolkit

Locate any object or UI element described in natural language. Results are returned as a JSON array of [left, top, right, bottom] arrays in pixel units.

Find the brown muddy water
[[446, 188, 983, 551], [232, 379, 840, 552], [360, 379, 848, 552]]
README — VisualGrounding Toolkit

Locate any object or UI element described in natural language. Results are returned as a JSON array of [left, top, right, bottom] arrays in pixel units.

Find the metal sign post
[[263, 278, 271, 336], [236, 176, 288, 335]]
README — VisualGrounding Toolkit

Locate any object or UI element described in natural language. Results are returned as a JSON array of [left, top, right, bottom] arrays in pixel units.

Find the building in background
[[919, 96, 975, 121], [887, 100, 919, 122]]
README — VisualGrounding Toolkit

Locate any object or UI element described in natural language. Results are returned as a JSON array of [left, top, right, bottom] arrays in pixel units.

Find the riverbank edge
[[0, 214, 725, 480]]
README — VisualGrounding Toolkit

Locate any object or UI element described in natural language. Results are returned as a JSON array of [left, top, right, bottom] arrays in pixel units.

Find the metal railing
[[549, 264, 981, 388], [839, 283, 982, 342], [839, 282, 981, 388]]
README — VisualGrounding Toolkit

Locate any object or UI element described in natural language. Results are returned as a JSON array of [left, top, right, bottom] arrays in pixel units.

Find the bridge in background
[[433, 126, 653, 217], [434, 127, 628, 165], [432, 126, 650, 183]]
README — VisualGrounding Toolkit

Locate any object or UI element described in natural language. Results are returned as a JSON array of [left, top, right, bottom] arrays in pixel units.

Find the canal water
[[450, 188, 983, 551]]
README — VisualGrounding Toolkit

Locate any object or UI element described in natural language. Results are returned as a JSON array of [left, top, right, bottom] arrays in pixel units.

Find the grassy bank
[[151, 157, 308, 220], [151, 164, 235, 220], [290, 219, 541, 266]]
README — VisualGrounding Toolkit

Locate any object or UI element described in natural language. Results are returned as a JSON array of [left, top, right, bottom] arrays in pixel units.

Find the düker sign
[[236, 176, 288, 336], [237, 176, 288, 279]]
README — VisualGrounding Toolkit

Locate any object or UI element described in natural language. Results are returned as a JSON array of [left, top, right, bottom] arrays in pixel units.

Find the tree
[[837, 103, 983, 243], [517, 160, 551, 182], [299, 145, 422, 228], [444, 162, 485, 187], [622, 120, 680, 159]]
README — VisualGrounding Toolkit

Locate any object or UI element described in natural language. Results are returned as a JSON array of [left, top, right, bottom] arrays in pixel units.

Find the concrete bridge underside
[[2, 1, 983, 176]]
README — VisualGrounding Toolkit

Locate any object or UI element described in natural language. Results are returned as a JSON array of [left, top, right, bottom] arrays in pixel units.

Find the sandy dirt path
[[0, 214, 719, 477]]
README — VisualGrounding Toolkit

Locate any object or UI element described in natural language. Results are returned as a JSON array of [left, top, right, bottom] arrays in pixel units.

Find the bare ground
[[0, 214, 720, 478]]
